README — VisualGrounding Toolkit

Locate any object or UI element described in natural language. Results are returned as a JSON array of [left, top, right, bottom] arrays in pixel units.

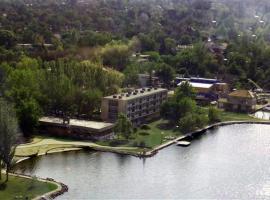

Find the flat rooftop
[[103, 88, 168, 101], [178, 81, 213, 89], [39, 117, 114, 132]]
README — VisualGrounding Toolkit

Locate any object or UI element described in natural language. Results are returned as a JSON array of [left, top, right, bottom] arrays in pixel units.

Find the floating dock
[[176, 141, 191, 147]]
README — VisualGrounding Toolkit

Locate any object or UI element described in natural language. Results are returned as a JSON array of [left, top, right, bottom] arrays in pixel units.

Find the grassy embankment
[[219, 111, 264, 122], [97, 119, 179, 149], [14, 136, 142, 163], [15, 109, 267, 160], [0, 174, 57, 200]]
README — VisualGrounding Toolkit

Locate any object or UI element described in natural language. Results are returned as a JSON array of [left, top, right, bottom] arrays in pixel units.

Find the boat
[[176, 141, 191, 147]]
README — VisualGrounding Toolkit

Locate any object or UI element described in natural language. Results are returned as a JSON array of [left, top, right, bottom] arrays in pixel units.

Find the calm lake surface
[[14, 124, 270, 199]]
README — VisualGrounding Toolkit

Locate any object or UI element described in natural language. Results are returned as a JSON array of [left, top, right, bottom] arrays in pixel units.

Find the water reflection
[[14, 124, 270, 199]]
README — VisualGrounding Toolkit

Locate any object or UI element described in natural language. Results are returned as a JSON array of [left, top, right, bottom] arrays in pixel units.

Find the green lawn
[[219, 111, 264, 122], [131, 119, 181, 148], [0, 174, 57, 200], [97, 119, 181, 149], [200, 106, 266, 122]]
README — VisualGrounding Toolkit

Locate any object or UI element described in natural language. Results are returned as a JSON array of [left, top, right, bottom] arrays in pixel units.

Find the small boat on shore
[[176, 141, 191, 147]]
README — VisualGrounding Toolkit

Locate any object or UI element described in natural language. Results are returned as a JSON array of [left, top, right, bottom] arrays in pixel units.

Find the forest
[[1, 0, 270, 135]]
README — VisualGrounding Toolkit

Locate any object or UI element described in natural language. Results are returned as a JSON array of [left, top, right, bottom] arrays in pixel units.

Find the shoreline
[[6, 172, 68, 200], [15, 120, 270, 162], [145, 120, 270, 156], [12, 120, 270, 199]]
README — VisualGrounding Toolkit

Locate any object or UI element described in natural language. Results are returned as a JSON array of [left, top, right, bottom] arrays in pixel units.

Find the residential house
[[218, 90, 257, 113]]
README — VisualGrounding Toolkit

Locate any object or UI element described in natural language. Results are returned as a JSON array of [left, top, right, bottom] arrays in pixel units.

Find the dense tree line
[[1, 0, 270, 89], [0, 0, 270, 136], [161, 82, 220, 133], [0, 57, 123, 136]]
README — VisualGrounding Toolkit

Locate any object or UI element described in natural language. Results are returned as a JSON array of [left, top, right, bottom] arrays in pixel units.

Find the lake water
[[14, 124, 270, 199]]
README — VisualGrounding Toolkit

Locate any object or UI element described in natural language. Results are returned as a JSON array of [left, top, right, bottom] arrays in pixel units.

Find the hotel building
[[101, 88, 168, 125]]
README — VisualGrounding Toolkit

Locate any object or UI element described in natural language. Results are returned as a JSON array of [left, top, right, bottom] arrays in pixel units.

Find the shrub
[[109, 139, 128, 146], [139, 141, 146, 148], [208, 107, 221, 123], [141, 124, 150, 130], [132, 141, 138, 147], [139, 132, 150, 136]]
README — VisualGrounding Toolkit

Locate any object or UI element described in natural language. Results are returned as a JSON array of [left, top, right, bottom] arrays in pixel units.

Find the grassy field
[[15, 135, 142, 161], [131, 119, 180, 148], [97, 119, 181, 149], [219, 111, 264, 122], [0, 174, 57, 200], [200, 106, 266, 122]]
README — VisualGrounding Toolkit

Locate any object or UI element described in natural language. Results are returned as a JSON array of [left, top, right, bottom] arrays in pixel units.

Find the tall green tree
[[114, 113, 133, 139], [5, 64, 43, 135], [0, 100, 20, 182], [174, 81, 196, 101], [156, 63, 175, 87]]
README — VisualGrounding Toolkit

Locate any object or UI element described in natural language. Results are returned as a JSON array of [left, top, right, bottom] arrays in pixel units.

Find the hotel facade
[[101, 88, 168, 125]]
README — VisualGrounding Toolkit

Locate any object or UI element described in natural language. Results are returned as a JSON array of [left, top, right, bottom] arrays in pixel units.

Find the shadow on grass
[[156, 122, 178, 132], [0, 182, 7, 190]]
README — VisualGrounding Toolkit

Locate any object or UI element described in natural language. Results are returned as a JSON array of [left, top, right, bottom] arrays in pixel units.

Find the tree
[[75, 89, 102, 117], [114, 113, 133, 139], [123, 65, 139, 87], [178, 113, 208, 133], [162, 38, 177, 54], [175, 81, 196, 101], [0, 30, 17, 49], [156, 63, 175, 87], [101, 43, 132, 71], [178, 113, 196, 133], [5, 67, 43, 135], [208, 107, 221, 123], [161, 97, 197, 122], [0, 99, 20, 182], [180, 35, 192, 45], [161, 101, 181, 122], [16, 98, 42, 135], [138, 33, 158, 52], [78, 31, 112, 47]]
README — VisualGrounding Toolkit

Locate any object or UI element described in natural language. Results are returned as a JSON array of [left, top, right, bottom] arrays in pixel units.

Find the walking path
[[15, 137, 141, 163]]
